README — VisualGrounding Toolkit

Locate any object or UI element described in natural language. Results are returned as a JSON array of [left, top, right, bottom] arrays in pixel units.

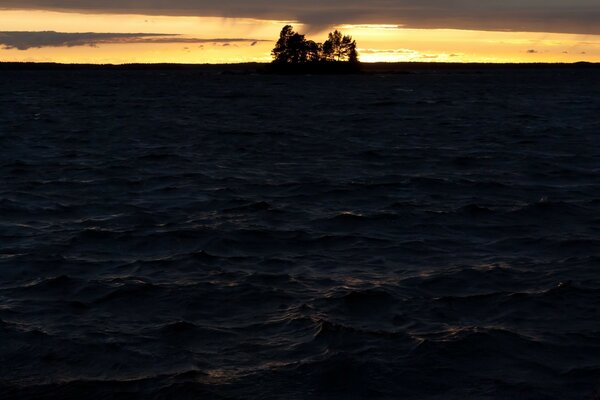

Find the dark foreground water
[[1, 67, 600, 399]]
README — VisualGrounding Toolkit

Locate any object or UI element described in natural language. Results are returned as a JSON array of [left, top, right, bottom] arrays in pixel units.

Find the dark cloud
[[0, 31, 167, 50], [0, 31, 267, 50], [0, 1, 599, 34], [527, 49, 538, 53]]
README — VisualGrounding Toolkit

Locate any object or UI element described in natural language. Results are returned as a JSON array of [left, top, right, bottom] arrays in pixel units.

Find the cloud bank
[[0, 0, 599, 35], [0, 31, 266, 50]]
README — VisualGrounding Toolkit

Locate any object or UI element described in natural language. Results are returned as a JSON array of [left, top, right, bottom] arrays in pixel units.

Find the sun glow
[[339, 25, 600, 63], [0, 10, 599, 63]]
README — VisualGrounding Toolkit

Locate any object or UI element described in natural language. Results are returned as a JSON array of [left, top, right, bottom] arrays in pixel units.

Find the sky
[[0, 1, 599, 63]]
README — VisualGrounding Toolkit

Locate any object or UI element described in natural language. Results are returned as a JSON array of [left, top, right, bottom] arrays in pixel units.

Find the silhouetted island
[[267, 25, 361, 74]]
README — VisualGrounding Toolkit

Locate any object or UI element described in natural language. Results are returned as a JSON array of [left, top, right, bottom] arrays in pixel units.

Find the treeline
[[271, 25, 359, 65]]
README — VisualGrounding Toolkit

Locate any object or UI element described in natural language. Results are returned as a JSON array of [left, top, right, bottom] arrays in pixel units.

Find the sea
[[1, 65, 599, 399]]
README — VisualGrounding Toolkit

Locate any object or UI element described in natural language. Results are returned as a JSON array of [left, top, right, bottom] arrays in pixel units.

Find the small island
[[268, 25, 361, 74]]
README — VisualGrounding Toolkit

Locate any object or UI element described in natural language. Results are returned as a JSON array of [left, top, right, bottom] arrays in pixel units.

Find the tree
[[322, 30, 342, 61], [348, 41, 359, 64], [321, 38, 334, 62], [271, 25, 293, 63], [287, 32, 310, 63], [306, 40, 322, 62], [271, 25, 359, 65], [322, 30, 357, 62], [272, 25, 309, 63], [341, 35, 358, 62]]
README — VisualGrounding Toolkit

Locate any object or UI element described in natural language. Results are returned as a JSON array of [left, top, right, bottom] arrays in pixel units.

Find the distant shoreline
[[0, 61, 598, 73]]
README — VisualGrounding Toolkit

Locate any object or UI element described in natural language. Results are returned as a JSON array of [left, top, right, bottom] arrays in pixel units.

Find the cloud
[[0, 31, 267, 50], [0, 31, 165, 50], [526, 49, 538, 53], [359, 48, 416, 54], [0, 1, 599, 35]]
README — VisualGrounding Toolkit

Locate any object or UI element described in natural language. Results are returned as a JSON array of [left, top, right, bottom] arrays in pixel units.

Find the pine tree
[[271, 25, 359, 64]]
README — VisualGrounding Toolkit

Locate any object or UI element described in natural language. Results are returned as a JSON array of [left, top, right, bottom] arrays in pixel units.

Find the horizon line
[[1, 60, 598, 66]]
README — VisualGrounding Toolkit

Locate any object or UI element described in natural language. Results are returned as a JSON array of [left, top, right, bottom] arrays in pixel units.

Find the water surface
[[1, 68, 600, 399]]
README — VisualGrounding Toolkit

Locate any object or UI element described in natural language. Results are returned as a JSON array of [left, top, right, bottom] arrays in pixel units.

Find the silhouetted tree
[[321, 39, 334, 62], [341, 35, 356, 61], [271, 25, 293, 63], [322, 30, 357, 62], [306, 40, 322, 62], [287, 32, 310, 63], [272, 25, 305, 63], [271, 25, 359, 65], [348, 41, 359, 64]]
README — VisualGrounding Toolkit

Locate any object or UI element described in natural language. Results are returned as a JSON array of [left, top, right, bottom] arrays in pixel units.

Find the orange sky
[[0, 9, 598, 63]]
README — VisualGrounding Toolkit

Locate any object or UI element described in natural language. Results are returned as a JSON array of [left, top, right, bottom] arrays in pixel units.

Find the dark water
[[1, 68, 600, 399]]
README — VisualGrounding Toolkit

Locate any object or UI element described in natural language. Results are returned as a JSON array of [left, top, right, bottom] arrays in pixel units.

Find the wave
[[1, 69, 599, 399]]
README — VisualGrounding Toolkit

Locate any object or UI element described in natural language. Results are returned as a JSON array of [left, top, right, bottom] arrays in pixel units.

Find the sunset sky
[[1, 1, 599, 63]]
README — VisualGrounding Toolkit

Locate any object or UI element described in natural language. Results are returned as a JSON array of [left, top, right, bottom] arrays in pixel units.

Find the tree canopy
[[272, 25, 359, 64]]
